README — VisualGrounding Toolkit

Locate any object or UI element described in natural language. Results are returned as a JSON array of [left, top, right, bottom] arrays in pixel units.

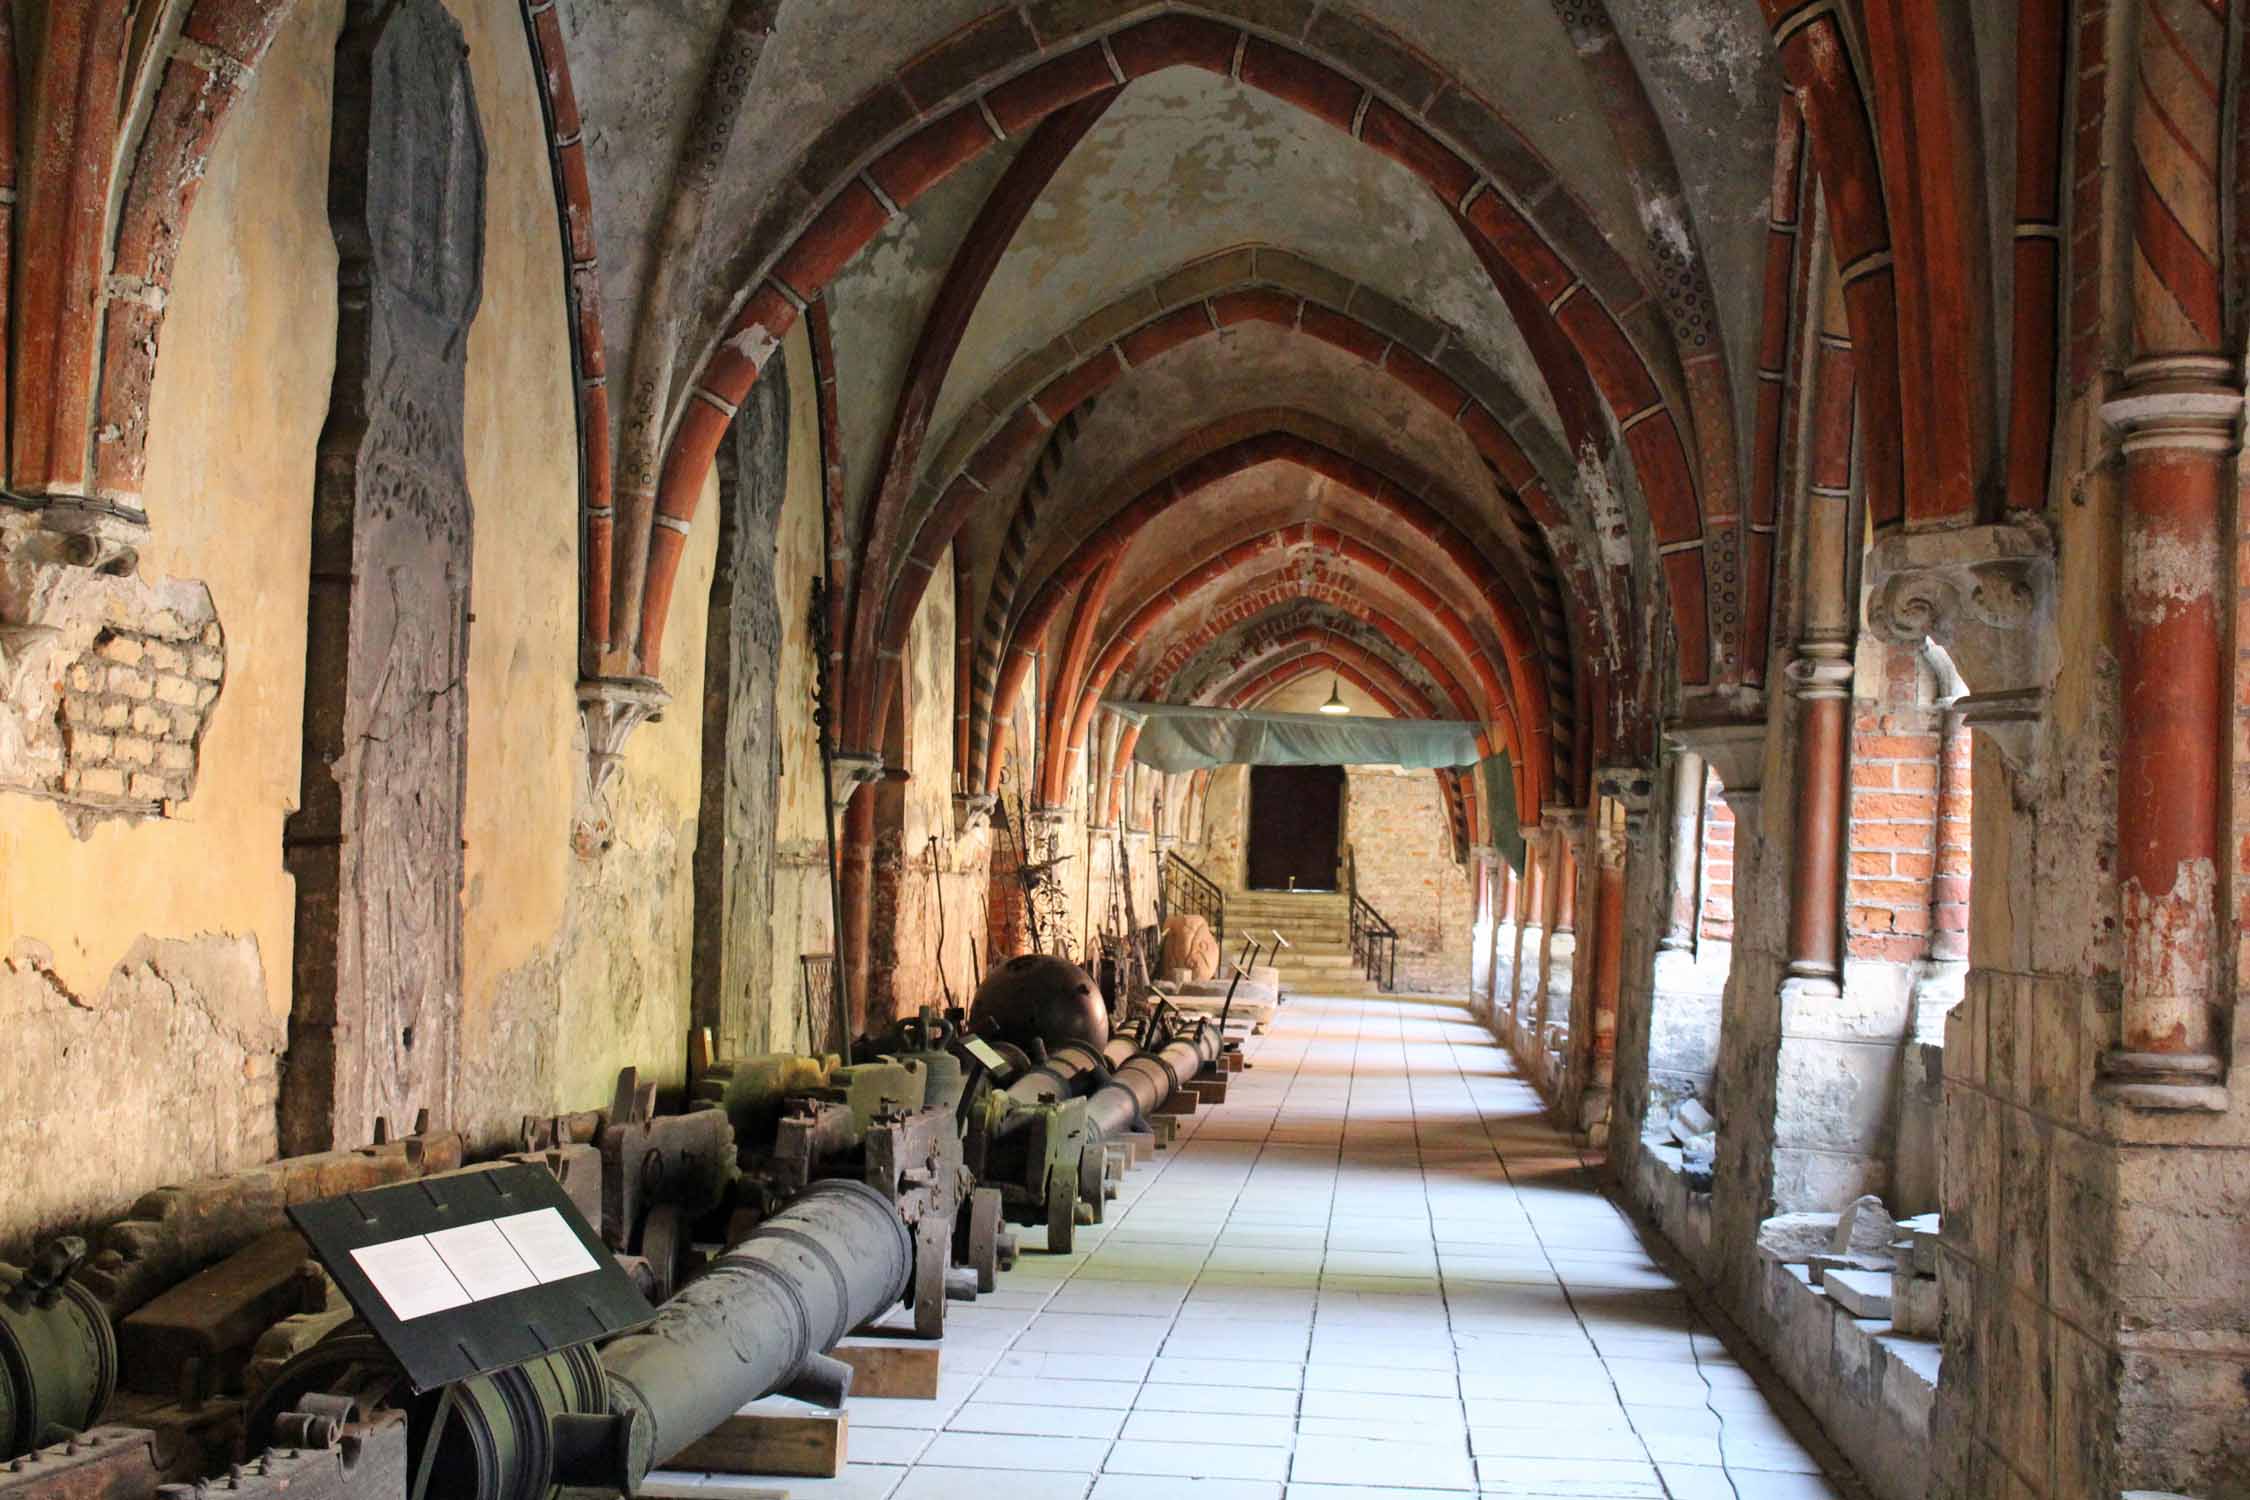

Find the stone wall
[[1344, 766, 1472, 992]]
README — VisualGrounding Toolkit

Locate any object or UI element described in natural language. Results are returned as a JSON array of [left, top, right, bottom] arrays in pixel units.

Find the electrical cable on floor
[[1688, 1318, 1746, 1500], [1564, 1137, 1742, 1500]]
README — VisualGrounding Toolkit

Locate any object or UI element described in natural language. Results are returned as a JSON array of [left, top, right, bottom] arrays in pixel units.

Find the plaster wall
[[870, 553, 992, 1024], [0, 0, 660, 1246]]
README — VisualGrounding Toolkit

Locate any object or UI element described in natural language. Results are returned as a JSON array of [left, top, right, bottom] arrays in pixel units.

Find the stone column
[[2099, 357, 2239, 1094], [1658, 749, 1704, 954], [1509, 829, 1547, 1060], [2094, 0, 2242, 1096], [1486, 861, 1519, 1034], [1781, 641, 1852, 999], [1580, 813, 1629, 1137], [1530, 813, 1580, 1093]]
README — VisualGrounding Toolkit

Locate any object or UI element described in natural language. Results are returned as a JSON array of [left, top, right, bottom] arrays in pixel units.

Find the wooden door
[[1246, 764, 1345, 890]]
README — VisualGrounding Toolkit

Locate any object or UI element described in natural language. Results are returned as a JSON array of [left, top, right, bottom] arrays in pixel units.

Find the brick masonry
[[1345, 766, 1472, 993], [58, 621, 224, 807]]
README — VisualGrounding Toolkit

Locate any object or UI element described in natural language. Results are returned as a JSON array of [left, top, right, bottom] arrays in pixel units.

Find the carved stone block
[[283, 0, 485, 1154]]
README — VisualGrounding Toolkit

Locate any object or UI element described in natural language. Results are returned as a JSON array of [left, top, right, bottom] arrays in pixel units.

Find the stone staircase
[[1225, 887, 1388, 999]]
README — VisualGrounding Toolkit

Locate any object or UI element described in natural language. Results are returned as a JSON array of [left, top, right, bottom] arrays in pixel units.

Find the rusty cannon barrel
[[595, 1178, 912, 1487], [1082, 1021, 1220, 1144], [247, 1179, 912, 1499], [1002, 1038, 1110, 1107]]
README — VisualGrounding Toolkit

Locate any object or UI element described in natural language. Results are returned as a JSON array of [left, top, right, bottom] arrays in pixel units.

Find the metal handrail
[[1159, 850, 1226, 948], [1344, 847, 1398, 991]]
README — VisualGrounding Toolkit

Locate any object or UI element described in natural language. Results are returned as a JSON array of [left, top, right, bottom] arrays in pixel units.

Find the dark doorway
[[1247, 765, 1346, 890]]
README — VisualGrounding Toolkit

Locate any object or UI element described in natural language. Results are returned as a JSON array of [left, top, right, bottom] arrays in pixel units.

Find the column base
[[1778, 971, 1842, 1005], [2096, 1049, 2227, 1112]]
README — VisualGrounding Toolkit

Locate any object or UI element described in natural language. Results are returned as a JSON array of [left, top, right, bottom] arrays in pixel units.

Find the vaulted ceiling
[[545, 0, 1824, 817]]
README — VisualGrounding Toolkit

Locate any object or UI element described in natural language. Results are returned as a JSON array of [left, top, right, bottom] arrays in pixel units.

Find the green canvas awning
[[1106, 702, 1485, 775]]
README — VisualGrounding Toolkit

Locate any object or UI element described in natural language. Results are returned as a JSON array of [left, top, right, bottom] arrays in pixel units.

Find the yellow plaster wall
[[0, 0, 697, 1241]]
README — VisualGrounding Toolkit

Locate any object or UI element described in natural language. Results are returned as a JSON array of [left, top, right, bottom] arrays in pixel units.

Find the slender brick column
[[1783, 643, 1852, 994], [2096, 0, 2242, 1093]]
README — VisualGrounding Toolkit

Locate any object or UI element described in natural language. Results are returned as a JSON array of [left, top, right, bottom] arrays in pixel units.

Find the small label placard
[[961, 1037, 1009, 1071]]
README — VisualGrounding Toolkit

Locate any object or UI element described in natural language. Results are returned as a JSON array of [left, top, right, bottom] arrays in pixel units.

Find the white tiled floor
[[652, 992, 1853, 1500]]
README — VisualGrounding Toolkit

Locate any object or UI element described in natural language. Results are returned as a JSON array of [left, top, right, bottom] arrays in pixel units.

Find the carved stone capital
[[953, 790, 997, 837], [1665, 718, 1767, 796], [1866, 520, 2054, 672], [0, 498, 149, 580], [1865, 519, 2058, 795], [1541, 803, 1587, 836], [1468, 842, 1499, 867], [574, 675, 667, 857], [828, 749, 884, 807]]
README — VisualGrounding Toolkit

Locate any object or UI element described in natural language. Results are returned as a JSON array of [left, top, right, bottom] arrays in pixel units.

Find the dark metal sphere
[[968, 953, 1110, 1055]]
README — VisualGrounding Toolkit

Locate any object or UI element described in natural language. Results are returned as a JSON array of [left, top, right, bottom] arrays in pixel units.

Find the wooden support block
[[671, 1410, 846, 1478], [1189, 1075, 1228, 1103], [1125, 1129, 1155, 1163], [1151, 1115, 1179, 1146], [1224, 1051, 1245, 1072], [1152, 1091, 1198, 1116], [834, 1339, 941, 1398]]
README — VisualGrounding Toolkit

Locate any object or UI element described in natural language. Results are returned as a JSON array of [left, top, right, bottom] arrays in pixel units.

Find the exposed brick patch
[[58, 622, 223, 806], [1700, 780, 1735, 943], [1844, 647, 1950, 963]]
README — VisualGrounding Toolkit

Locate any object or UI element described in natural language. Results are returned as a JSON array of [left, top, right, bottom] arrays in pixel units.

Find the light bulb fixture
[[1319, 676, 1350, 715]]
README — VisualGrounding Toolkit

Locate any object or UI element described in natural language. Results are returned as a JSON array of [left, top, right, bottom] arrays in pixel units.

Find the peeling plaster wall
[[0, 0, 622, 1243], [0, 1, 331, 1249], [448, 0, 682, 1143], [869, 552, 991, 1024]]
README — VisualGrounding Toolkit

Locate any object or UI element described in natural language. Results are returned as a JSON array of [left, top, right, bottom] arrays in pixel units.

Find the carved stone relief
[[690, 357, 790, 1057], [283, 0, 485, 1154]]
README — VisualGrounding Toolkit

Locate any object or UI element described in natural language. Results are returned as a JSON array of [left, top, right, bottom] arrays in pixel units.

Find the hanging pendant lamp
[[1319, 676, 1350, 715]]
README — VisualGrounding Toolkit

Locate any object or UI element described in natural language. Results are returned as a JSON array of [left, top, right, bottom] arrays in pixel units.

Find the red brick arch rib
[[1744, 98, 1813, 686], [16, 0, 293, 503], [869, 283, 1571, 754], [985, 435, 1546, 805], [1760, 0, 1909, 529], [851, 92, 1121, 683], [634, 8, 1712, 694], [1043, 522, 1522, 808], [520, 0, 619, 660]]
